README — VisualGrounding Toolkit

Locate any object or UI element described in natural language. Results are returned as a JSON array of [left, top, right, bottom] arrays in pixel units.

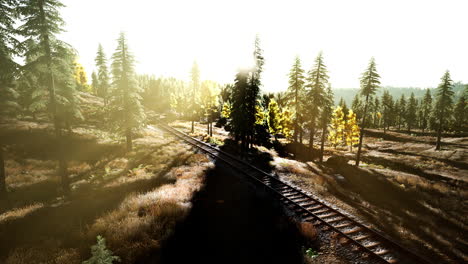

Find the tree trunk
[[191, 119, 194, 133], [319, 126, 326, 162], [299, 128, 303, 144], [356, 95, 369, 166], [309, 123, 315, 153], [435, 119, 442, 150], [383, 121, 387, 134], [0, 144, 7, 200], [40, 0, 69, 194], [126, 128, 133, 151]]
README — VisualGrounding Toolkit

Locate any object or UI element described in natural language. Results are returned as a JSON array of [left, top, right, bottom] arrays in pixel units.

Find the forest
[[0, 0, 467, 264]]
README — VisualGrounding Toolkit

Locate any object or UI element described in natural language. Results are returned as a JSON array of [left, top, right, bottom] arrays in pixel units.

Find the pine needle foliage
[[95, 44, 111, 103], [82, 235, 120, 264], [434, 70, 454, 150], [306, 52, 328, 150], [286, 56, 306, 142], [109, 32, 145, 151], [356, 57, 380, 166]]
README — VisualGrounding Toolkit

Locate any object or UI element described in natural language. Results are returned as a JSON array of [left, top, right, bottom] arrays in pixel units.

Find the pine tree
[[189, 61, 200, 133], [381, 90, 393, 133], [231, 69, 250, 150], [373, 96, 381, 128], [328, 106, 345, 148], [356, 57, 380, 166], [420, 89, 432, 133], [248, 35, 264, 148], [345, 110, 360, 151], [319, 85, 334, 162], [351, 94, 362, 120], [83, 236, 120, 264], [109, 32, 145, 152], [434, 71, 454, 150], [0, 0, 20, 199], [407, 92, 417, 133], [453, 88, 466, 132], [397, 94, 406, 130], [286, 56, 306, 143], [267, 99, 282, 140], [306, 52, 328, 153], [95, 44, 110, 104], [18, 0, 79, 193]]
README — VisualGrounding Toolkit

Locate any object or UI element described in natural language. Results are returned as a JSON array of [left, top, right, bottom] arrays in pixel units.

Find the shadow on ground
[[157, 142, 304, 264]]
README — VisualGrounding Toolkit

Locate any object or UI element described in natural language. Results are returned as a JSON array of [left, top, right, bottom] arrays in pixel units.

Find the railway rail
[[158, 122, 434, 264]]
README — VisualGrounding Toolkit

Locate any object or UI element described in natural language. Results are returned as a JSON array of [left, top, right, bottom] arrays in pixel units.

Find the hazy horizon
[[60, 0, 467, 92]]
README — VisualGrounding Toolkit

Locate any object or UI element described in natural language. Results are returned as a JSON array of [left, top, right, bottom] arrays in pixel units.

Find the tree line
[[0, 0, 144, 199], [0, 0, 466, 199]]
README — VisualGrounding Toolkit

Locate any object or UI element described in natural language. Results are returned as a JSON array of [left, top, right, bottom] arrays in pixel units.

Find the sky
[[60, 0, 467, 92]]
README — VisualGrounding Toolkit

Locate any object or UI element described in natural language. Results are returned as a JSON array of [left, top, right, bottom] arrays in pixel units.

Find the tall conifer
[[355, 57, 380, 166]]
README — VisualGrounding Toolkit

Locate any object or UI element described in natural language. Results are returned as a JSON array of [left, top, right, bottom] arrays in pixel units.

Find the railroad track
[[159, 123, 433, 264]]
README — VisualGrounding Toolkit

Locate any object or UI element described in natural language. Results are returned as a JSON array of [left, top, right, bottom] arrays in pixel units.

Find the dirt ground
[[171, 120, 467, 264]]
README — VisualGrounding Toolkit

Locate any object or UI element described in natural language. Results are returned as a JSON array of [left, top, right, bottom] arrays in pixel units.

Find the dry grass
[[0, 203, 44, 223], [273, 157, 327, 193], [87, 158, 212, 263], [5, 159, 56, 188], [5, 244, 80, 264]]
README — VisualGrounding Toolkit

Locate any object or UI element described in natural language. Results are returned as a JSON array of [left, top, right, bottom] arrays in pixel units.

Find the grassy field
[[0, 96, 215, 263]]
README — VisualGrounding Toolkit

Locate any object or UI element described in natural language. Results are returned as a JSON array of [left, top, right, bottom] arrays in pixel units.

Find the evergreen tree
[[420, 89, 432, 133], [249, 35, 265, 148], [230, 37, 264, 151], [434, 71, 454, 150], [95, 44, 110, 104], [306, 52, 328, 152], [373, 96, 381, 128], [231, 69, 251, 150], [356, 57, 380, 166], [381, 90, 393, 133], [109, 32, 145, 151], [319, 85, 334, 162], [345, 110, 360, 151], [351, 94, 363, 120], [286, 56, 305, 143], [18, 0, 78, 193], [267, 99, 282, 140], [397, 94, 406, 130], [83, 236, 120, 264], [189, 61, 200, 133], [0, 0, 20, 199], [328, 106, 345, 148], [453, 88, 466, 132], [407, 92, 417, 132]]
